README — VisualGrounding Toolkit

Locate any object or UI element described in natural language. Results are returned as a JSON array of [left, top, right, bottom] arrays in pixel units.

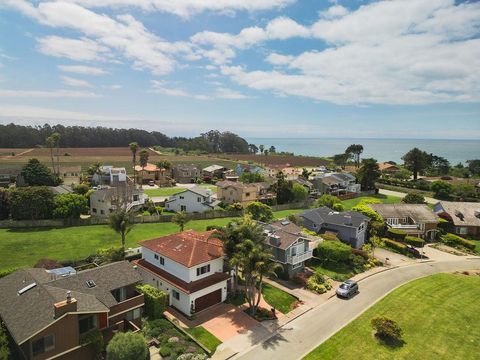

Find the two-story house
[[0, 262, 144, 360], [172, 164, 200, 184], [300, 207, 370, 248], [165, 186, 220, 213], [262, 220, 315, 278], [202, 165, 227, 182], [311, 173, 360, 195], [52, 166, 82, 186], [134, 230, 230, 316], [91, 165, 127, 186], [369, 203, 439, 240], [265, 164, 300, 180], [134, 163, 173, 186], [434, 201, 479, 237], [216, 180, 275, 207], [89, 185, 146, 217]]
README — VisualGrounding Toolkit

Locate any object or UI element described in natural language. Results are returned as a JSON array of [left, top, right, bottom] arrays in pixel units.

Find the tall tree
[[301, 168, 312, 180], [274, 171, 294, 204], [21, 158, 56, 186], [109, 209, 134, 258], [402, 148, 429, 180], [269, 145, 276, 153], [332, 153, 349, 169], [129, 142, 138, 184], [173, 211, 189, 231], [139, 149, 149, 185], [248, 144, 258, 154], [357, 158, 381, 190], [345, 144, 364, 168], [259, 145, 264, 155], [467, 159, 480, 176]]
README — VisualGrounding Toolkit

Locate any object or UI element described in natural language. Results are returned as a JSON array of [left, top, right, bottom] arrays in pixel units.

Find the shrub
[[0, 268, 18, 279], [351, 248, 369, 260], [371, 317, 403, 342], [386, 228, 407, 241], [0, 322, 11, 360], [80, 328, 104, 358], [159, 346, 171, 357], [226, 202, 243, 211], [403, 192, 425, 204], [441, 233, 476, 250], [96, 247, 124, 262], [34, 258, 63, 269], [403, 236, 424, 247], [143, 319, 175, 339], [352, 204, 383, 222], [137, 284, 168, 319], [332, 203, 345, 211], [307, 271, 333, 294], [350, 254, 366, 271], [206, 225, 223, 231], [320, 231, 340, 241], [73, 183, 90, 195], [245, 201, 273, 222], [53, 193, 88, 219], [431, 180, 453, 199], [8, 186, 55, 220], [292, 183, 308, 202], [316, 239, 352, 264], [315, 194, 342, 209], [383, 238, 407, 253], [106, 332, 147, 360], [0, 189, 9, 220], [142, 210, 151, 216]]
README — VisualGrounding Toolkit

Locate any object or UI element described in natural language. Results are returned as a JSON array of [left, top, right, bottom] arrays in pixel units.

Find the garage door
[[195, 289, 222, 312]]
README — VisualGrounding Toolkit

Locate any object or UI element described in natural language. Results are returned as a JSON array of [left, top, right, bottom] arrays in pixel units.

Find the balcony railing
[[109, 293, 144, 316], [390, 224, 420, 230], [287, 250, 313, 265]]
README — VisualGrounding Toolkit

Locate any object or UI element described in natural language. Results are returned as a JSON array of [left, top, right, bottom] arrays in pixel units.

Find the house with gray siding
[[300, 207, 370, 248], [261, 220, 315, 278]]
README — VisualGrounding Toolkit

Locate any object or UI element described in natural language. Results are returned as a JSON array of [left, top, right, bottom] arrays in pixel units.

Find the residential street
[[378, 188, 437, 204], [233, 258, 480, 360]]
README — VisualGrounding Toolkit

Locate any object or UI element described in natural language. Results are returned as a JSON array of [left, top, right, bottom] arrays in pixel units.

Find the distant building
[[379, 162, 401, 174], [165, 186, 220, 213], [434, 201, 480, 237], [311, 172, 360, 195], [91, 165, 127, 186], [0, 262, 144, 360], [265, 164, 300, 180], [89, 185, 146, 217], [300, 207, 370, 248], [202, 165, 227, 182], [216, 180, 275, 207], [51, 166, 82, 186], [134, 163, 173, 186], [172, 164, 200, 184]]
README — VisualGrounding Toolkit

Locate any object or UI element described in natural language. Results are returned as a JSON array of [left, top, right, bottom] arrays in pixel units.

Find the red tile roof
[[134, 163, 162, 172], [133, 259, 230, 294], [140, 230, 224, 268]]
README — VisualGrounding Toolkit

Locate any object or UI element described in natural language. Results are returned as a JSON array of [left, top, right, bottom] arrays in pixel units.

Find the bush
[[307, 270, 333, 294], [351, 248, 369, 260], [403, 192, 425, 204], [386, 228, 407, 241], [320, 231, 340, 241], [96, 247, 124, 262], [8, 186, 55, 220], [159, 346, 171, 357], [371, 316, 403, 342], [315, 194, 342, 209], [34, 258, 63, 269], [316, 240, 352, 264], [73, 183, 90, 195], [53, 193, 88, 219], [292, 183, 308, 202], [0, 268, 18, 279], [0, 323, 11, 360], [245, 201, 273, 222], [383, 238, 407, 253], [332, 202, 345, 211], [80, 328, 104, 357], [137, 284, 168, 319], [106, 332, 147, 360], [431, 180, 453, 199], [0, 189, 9, 220], [143, 319, 175, 339], [352, 204, 383, 222], [441, 233, 476, 250], [404, 236, 424, 247], [226, 202, 243, 211]]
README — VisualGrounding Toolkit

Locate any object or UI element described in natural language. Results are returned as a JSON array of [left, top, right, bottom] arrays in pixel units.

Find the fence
[[336, 190, 376, 200]]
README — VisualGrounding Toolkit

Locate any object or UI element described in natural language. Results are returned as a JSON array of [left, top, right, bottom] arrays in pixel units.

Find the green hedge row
[[386, 228, 407, 241], [441, 233, 476, 250], [403, 236, 424, 247], [137, 284, 168, 319], [383, 238, 407, 253]]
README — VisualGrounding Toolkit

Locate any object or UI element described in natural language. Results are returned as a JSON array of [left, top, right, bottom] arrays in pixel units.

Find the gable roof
[[379, 162, 400, 171], [331, 173, 356, 182], [202, 165, 225, 172], [262, 220, 313, 250], [294, 177, 313, 188], [135, 163, 160, 172], [300, 207, 370, 228], [434, 201, 480, 227], [369, 203, 438, 223], [0, 261, 140, 345], [140, 230, 224, 267]]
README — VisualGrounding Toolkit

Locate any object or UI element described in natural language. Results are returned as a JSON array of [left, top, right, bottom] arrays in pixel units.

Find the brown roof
[[140, 230, 224, 268], [135, 163, 160, 172], [435, 201, 480, 227], [379, 163, 400, 171], [263, 220, 314, 250], [134, 259, 230, 294], [369, 204, 438, 223]]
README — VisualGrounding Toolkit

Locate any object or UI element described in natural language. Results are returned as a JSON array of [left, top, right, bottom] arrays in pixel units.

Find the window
[[133, 195, 139, 201], [456, 227, 468, 235], [172, 290, 180, 300], [92, 208, 97, 213], [197, 197, 201, 202], [100, 210, 104, 215], [126, 308, 141, 321], [245, 192, 250, 197], [112, 287, 127, 302], [160, 257, 165, 265], [79, 314, 97, 334], [196, 264, 211, 276], [180, 196, 184, 200], [180, 205, 186, 212], [154, 254, 159, 260], [32, 334, 55, 357], [292, 262, 303, 269]]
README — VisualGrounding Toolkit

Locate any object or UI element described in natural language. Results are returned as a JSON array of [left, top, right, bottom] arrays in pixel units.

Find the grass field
[[261, 283, 298, 314], [304, 273, 480, 360], [144, 184, 217, 197], [0, 208, 308, 271], [307, 259, 355, 282], [341, 194, 401, 210], [184, 326, 222, 353]]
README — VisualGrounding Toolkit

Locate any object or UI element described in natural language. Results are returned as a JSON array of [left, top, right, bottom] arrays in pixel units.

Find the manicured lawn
[[341, 194, 401, 210], [184, 326, 222, 353], [261, 283, 297, 314], [144, 185, 218, 197], [273, 208, 308, 219], [304, 273, 480, 360], [307, 259, 355, 281]]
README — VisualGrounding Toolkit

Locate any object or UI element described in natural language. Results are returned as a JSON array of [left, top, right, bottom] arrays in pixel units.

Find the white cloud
[[319, 5, 349, 19], [265, 52, 294, 66], [149, 80, 248, 100], [103, 84, 122, 90], [0, 89, 100, 98], [57, 0, 295, 18], [214, 87, 248, 99], [37, 36, 110, 61], [265, 16, 309, 39], [61, 76, 94, 88], [58, 64, 107, 75], [150, 80, 189, 97]]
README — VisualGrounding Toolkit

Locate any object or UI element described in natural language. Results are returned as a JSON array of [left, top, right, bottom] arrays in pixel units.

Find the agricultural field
[[0, 147, 239, 173], [224, 153, 331, 167]]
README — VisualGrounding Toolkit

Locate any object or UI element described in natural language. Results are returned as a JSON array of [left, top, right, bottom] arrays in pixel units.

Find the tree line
[[0, 124, 250, 153]]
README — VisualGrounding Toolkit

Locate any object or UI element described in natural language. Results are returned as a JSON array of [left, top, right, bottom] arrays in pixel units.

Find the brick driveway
[[197, 303, 258, 342]]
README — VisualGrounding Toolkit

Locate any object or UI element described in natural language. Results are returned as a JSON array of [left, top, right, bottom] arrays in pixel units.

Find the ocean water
[[246, 138, 480, 164]]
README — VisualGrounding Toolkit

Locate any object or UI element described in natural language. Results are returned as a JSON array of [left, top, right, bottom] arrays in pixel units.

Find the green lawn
[[307, 259, 355, 282], [304, 273, 480, 360], [184, 326, 222, 353], [144, 185, 217, 197], [261, 283, 298, 314], [341, 194, 401, 210]]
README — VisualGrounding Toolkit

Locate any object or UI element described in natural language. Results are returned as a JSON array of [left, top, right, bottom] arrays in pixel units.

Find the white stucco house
[[164, 186, 220, 213], [134, 230, 230, 316]]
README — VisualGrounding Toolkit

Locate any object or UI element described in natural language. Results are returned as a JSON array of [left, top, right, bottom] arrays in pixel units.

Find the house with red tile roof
[[134, 163, 173, 186], [134, 230, 230, 316]]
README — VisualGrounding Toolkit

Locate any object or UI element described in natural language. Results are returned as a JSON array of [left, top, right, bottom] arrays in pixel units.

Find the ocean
[[246, 138, 480, 164]]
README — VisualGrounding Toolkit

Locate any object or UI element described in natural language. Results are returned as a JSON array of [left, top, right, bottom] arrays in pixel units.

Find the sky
[[0, 0, 479, 139]]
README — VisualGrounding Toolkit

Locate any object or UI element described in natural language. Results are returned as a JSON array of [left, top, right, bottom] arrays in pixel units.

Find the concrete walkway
[[378, 188, 437, 204], [230, 257, 480, 360]]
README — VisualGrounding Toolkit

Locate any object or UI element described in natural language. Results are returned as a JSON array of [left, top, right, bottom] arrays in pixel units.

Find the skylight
[[18, 282, 37, 295], [86, 280, 97, 288]]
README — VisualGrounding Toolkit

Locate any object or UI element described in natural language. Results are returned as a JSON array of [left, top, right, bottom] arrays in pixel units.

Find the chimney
[[54, 292, 77, 318]]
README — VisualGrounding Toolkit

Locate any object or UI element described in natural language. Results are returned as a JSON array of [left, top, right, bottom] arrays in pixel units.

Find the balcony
[[287, 250, 313, 265], [390, 224, 420, 230], [109, 292, 144, 317]]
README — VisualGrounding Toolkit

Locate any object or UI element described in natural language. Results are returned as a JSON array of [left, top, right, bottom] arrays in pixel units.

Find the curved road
[[235, 258, 480, 360]]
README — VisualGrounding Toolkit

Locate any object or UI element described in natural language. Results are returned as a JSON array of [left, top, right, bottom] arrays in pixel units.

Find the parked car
[[148, 180, 155, 186], [336, 280, 359, 299]]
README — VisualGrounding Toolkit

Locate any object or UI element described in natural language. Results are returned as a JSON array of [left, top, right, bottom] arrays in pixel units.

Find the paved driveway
[[233, 258, 480, 360], [199, 304, 259, 342]]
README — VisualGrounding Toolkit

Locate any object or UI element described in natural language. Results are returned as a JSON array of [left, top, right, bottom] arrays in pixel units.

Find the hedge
[[386, 228, 407, 241], [383, 238, 407, 253], [403, 236, 424, 247], [137, 284, 168, 319], [441, 233, 476, 250]]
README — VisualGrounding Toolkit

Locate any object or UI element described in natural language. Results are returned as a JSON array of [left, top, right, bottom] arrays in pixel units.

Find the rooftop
[[369, 203, 438, 223], [435, 201, 480, 227], [300, 207, 370, 228]]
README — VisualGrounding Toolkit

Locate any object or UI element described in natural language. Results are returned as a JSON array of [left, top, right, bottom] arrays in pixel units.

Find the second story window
[[196, 264, 210, 276], [32, 334, 55, 357], [172, 289, 180, 300], [160, 256, 165, 265], [79, 314, 97, 335], [112, 287, 127, 302], [198, 197, 201, 202]]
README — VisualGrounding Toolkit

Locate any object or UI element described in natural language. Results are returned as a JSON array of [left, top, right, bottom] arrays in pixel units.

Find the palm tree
[[46, 133, 60, 176], [129, 142, 138, 184], [173, 211, 188, 231], [109, 209, 134, 259], [139, 149, 149, 186], [46, 135, 55, 175]]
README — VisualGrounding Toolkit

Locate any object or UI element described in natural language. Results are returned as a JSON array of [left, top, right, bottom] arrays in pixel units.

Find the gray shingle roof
[[434, 201, 480, 227], [369, 203, 438, 223], [262, 221, 314, 250], [300, 207, 370, 228], [0, 261, 141, 344]]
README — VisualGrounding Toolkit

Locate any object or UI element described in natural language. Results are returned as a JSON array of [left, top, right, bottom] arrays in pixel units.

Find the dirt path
[[1, 148, 35, 159]]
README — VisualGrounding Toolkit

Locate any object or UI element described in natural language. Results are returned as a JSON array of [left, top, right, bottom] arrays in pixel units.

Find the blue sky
[[0, 0, 479, 139]]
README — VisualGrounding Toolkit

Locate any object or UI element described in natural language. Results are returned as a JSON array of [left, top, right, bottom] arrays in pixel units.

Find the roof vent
[[455, 210, 464, 221], [269, 235, 281, 246], [18, 282, 37, 295], [86, 280, 96, 288]]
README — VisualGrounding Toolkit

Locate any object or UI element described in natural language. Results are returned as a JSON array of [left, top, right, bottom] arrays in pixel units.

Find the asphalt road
[[235, 258, 480, 360]]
